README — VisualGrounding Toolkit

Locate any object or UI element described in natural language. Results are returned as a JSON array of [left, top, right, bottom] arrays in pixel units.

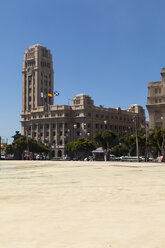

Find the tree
[[12, 131, 22, 141], [148, 129, 165, 157], [94, 130, 117, 161], [12, 136, 50, 160], [137, 134, 146, 156], [12, 136, 27, 159], [119, 135, 136, 156], [5, 144, 14, 155], [112, 144, 128, 157], [65, 138, 95, 160]]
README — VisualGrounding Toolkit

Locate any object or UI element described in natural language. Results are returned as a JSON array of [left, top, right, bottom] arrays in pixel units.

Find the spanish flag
[[48, 92, 53, 98]]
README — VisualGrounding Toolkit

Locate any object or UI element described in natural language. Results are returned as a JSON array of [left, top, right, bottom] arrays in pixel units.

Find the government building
[[147, 68, 165, 130], [21, 44, 146, 157]]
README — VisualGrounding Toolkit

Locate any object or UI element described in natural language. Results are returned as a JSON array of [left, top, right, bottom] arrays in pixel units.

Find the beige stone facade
[[146, 68, 165, 130], [21, 45, 146, 157], [22, 44, 54, 113]]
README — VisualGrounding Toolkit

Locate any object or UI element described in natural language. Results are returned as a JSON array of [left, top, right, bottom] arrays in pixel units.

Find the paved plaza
[[0, 160, 165, 248]]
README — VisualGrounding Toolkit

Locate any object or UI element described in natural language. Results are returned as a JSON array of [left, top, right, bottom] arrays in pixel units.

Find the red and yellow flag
[[48, 92, 53, 98]]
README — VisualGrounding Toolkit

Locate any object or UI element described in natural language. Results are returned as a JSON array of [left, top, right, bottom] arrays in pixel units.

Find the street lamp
[[133, 116, 140, 162], [87, 132, 90, 137], [104, 120, 107, 130], [82, 123, 86, 138], [24, 126, 29, 160], [73, 124, 77, 141], [143, 123, 148, 162]]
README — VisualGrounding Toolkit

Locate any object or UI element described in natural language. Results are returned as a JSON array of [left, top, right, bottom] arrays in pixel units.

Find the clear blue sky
[[0, 0, 165, 143]]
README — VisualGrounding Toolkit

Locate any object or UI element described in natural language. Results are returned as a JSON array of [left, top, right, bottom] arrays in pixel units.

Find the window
[[53, 124, 56, 128], [29, 96, 31, 101], [155, 88, 161, 94], [96, 114, 99, 118], [53, 131, 56, 136], [75, 99, 80, 104], [88, 113, 91, 117], [77, 123, 80, 128], [59, 123, 63, 128]]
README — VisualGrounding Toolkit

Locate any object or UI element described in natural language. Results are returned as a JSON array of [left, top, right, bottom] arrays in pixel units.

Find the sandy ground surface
[[0, 160, 165, 248]]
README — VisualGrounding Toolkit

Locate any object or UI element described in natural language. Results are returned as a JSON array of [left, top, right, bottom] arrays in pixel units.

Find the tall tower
[[146, 68, 165, 130], [22, 45, 54, 113]]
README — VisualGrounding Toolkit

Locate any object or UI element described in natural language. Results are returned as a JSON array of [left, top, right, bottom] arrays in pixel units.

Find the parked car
[[140, 156, 153, 162], [109, 154, 120, 161], [5, 155, 14, 160], [0, 155, 6, 160]]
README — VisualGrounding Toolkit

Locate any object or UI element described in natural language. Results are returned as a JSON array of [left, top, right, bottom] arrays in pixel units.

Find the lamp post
[[73, 124, 77, 142], [104, 120, 107, 130], [64, 129, 70, 144], [24, 127, 29, 160], [87, 132, 90, 137], [82, 123, 86, 138], [144, 123, 148, 162], [133, 116, 140, 162]]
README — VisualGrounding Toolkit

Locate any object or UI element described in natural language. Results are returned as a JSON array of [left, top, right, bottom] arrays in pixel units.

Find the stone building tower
[[22, 44, 54, 113], [146, 68, 165, 130]]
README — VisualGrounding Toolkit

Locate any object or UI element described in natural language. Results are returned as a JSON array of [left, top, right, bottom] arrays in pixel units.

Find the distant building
[[146, 68, 165, 130], [21, 45, 146, 157]]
